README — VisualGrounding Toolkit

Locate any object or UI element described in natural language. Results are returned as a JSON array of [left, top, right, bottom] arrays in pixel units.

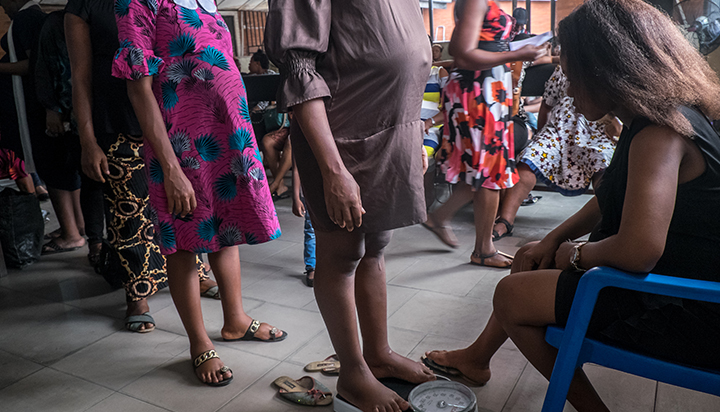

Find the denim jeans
[[302, 197, 316, 271]]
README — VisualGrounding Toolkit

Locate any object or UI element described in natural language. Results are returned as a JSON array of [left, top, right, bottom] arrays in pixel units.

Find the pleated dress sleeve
[[112, 0, 165, 80], [264, 0, 332, 111]]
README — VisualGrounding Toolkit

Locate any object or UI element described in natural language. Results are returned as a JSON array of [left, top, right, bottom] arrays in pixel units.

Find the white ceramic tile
[[655, 382, 720, 412], [0, 307, 118, 365], [121, 346, 279, 412], [85, 393, 170, 412], [0, 349, 44, 390], [389, 258, 497, 297], [0, 367, 113, 412], [52, 329, 188, 390], [241, 268, 317, 309], [502, 365, 575, 412], [388, 291, 493, 342], [583, 364, 655, 412]]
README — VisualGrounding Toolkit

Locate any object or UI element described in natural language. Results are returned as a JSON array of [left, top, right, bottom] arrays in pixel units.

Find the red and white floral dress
[[437, 1, 518, 190]]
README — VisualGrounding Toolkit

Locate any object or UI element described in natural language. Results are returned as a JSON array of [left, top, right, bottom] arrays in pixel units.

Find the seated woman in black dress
[[422, 0, 720, 410]]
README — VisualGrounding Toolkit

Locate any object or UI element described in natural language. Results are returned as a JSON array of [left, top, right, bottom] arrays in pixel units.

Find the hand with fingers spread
[[81, 141, 110, 183], [323, 167, 365, 231], [164, 168, 197, 218]]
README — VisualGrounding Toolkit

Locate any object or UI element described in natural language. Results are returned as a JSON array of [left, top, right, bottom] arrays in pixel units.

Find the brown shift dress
[[265, 0, 431, 233]]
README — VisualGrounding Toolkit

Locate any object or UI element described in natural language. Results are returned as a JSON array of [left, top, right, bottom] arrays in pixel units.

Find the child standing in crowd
[[113, 0, 284, 386], [292, 166, 315, 287]]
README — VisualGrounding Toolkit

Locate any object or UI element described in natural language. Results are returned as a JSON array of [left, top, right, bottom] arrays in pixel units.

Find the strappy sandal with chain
[[223, 319, 288, 342], [193, 349, 233, 387]]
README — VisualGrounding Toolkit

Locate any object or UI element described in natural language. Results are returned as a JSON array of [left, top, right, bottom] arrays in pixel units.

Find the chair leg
[[541, 365, 577, 412]]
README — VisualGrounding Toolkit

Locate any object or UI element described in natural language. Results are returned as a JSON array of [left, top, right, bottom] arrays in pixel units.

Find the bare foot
[[337, 366, 409, 412], [42, 236, 86, 253], [366, 349, 436, 384], [126, 298, 154, 332], [424, 349, 491, 385], [221, 317, 285, 341], [423, 214, 460, 248], [192, 344, 232, 385]]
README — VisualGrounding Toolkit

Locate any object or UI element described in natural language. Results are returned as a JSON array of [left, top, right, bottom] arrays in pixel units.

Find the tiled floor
[[1, 190, 719, 412]]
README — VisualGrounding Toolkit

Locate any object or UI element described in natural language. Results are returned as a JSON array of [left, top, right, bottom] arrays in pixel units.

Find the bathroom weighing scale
[[334, 377, 477, 412]]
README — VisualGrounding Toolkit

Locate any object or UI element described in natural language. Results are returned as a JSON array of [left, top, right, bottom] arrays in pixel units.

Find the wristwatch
[[430, 118, 436, 126], [570, 241, 588, 271]]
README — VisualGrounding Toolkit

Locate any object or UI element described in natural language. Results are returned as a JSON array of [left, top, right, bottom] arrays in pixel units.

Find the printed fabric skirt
[[437, 67, 518, 190]]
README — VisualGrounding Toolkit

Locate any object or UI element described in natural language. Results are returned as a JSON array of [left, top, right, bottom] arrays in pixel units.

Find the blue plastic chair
[[542, 266, 720, 412]]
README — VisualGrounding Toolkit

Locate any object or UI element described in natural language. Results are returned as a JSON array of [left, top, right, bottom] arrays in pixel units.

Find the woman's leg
[[44, 188, 86, 250], [314, 229, 409, 412], [357, 231, 435, 384], [71, 188, 85, 236], [424, 181, 474, 247], [472, 188, 512, 267], [494, 163, 537, 238], [427, 181, 473, 226], [269, 138, 292, 196], [424, 243, 538, 383], [494, 270, 609, 412], [210, 246, 283, 340], [166, 250, 231, 384]]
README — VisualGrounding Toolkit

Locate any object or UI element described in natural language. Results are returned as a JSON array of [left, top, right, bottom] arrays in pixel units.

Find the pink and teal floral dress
[[112, 0, 280, 255]]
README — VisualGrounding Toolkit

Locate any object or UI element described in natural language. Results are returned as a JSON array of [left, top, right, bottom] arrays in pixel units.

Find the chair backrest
[[542, 266, 720, 412]]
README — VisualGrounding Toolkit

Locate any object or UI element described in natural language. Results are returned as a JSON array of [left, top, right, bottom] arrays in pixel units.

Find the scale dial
[[408, 381, 478, 412]]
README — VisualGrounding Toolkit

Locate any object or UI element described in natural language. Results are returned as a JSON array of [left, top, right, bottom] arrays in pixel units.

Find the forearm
[[292, 98, 345, 176], [453, 49, 525, 72], [0, 60, 29, 75], [537, 102, 551, 131], [66, 13, 97, 147], [126, 78, 178, 171]]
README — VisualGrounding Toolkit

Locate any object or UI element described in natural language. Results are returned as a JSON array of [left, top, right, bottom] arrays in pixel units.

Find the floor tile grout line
[[500, 361, 531, 412]]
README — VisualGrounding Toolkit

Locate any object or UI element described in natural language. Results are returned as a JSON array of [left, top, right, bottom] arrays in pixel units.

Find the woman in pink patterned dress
[[113, 0, 284, 386]]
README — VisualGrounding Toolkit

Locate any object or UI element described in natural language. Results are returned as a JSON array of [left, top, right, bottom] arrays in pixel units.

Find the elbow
[[622, 242, 665, 273]]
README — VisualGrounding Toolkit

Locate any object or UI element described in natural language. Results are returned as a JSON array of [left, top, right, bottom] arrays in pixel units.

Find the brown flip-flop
[[304, 354, 340, 372], [421, 354, 486, 387]]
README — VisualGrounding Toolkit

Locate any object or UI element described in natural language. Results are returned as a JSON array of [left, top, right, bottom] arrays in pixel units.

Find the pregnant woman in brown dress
[[266, 0, 435, 410]]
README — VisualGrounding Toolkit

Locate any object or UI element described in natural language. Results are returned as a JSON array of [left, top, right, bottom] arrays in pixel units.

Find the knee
[[493, 275, 524, 325], [363, 231, 392, 259]]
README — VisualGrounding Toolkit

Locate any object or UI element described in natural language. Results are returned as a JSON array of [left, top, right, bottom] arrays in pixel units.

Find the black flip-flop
[[421, 354, 486, 387], [521, 194, 542, 206], [41, 239, 84, 255], [271, 190, 291, 201], [193, 349, 233, 387], [223, 319, 288, 342], [492, 217, 514, 242]]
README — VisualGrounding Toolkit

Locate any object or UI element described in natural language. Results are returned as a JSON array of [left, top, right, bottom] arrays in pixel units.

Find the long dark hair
[[558, 0, 720, 136]]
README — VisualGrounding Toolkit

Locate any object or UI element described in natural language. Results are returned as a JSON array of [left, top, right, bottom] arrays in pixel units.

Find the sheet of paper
[[509, 31, 553, 51]]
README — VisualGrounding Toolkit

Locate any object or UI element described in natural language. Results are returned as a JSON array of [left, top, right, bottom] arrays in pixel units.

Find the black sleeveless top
[[592, 106, 720, 282]]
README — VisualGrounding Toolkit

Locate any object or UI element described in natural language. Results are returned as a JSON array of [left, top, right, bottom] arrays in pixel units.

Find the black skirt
[[555, 269, 720, 370]]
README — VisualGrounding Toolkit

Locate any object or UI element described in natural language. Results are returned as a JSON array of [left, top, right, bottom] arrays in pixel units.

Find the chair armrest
[[578, 267, 720, 305]]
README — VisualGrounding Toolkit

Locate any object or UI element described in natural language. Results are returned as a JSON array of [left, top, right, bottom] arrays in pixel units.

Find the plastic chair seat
[[542, 267, 720, 412]]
